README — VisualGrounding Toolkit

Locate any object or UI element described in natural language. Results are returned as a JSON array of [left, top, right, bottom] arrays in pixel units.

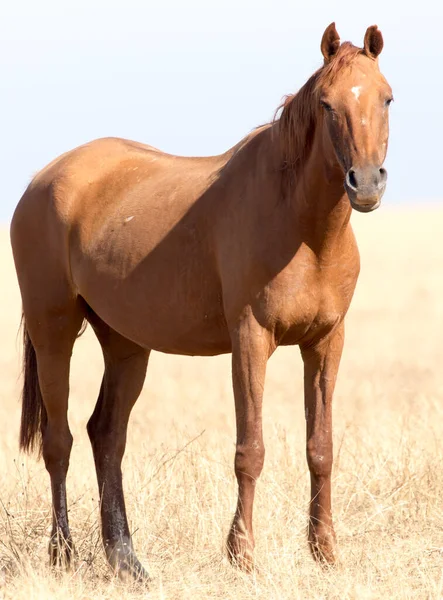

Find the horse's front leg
[[300, 322, 344, 564], [226, 313, 273, 572]]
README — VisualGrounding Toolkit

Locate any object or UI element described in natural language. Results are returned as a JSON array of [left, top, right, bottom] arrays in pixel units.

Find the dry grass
[[1, 206, 443, 599]]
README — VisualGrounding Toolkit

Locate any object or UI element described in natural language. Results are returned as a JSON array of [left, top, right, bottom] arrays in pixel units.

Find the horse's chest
[[261, 264, 356, 346]]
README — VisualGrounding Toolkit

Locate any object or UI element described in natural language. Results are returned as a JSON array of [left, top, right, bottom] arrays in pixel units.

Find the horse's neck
[[222, 122, 352, 254], [287, 126, 353, 254]]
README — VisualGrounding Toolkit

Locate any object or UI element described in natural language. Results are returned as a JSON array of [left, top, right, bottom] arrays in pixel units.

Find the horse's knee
[[234, 442, 265, 483], [306, 438, 333, 479]]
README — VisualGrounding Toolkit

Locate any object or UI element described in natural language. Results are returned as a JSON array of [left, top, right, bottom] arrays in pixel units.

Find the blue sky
[[1, 0, 442, 222]]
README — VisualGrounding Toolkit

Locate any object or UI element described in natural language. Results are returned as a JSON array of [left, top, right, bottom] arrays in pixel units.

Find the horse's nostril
[[347, 169, 357, 189], [378, 167, 387, 185]]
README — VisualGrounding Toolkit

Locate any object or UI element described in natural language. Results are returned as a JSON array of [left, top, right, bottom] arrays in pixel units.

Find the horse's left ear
[[363, 25, 384, 59]]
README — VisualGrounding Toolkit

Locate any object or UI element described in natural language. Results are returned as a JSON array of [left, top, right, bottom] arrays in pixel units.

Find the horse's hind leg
[[24, 299, 85, 567], [86, 312, 150, 582]]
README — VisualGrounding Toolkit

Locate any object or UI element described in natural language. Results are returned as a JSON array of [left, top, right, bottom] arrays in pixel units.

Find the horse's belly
[[76, 263, 231, 356], [151, 319, 232, 356], [90, 294, 231, 356]]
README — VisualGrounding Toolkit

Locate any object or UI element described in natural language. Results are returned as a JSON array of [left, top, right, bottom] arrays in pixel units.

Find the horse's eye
[[320, 100, 333, 113], [385, 97, 394, 107]]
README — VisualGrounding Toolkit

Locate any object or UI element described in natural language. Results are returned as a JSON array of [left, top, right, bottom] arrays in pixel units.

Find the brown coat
[[10, 23, 392, 580]]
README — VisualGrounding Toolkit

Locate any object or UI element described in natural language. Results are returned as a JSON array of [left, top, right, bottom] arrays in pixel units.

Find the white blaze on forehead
[[351, 86, 362, 101]]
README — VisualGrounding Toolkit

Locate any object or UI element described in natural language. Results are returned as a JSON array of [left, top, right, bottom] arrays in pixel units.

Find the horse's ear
[[321, 22, 340, 63], [363, 25, 384, 59]]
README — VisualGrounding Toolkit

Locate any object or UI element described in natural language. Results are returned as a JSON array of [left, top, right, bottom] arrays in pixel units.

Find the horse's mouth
[[350, 199, 381, 213]]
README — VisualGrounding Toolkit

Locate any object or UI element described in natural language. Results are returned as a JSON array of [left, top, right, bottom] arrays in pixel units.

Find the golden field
[[0, 206, 442, 599]]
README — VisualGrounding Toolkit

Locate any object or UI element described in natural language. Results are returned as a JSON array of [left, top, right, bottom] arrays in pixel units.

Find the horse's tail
[[19, 315, 46, 456]]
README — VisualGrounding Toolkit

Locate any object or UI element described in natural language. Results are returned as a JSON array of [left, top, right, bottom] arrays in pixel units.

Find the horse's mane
[[276, 42, 363, 179]]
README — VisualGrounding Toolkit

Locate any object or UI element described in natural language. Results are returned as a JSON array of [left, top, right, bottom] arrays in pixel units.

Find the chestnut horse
[[10, 23, 392, 580]]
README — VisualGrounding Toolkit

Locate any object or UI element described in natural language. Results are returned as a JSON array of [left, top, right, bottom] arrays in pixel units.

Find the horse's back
[[16, 136, 222, 218]]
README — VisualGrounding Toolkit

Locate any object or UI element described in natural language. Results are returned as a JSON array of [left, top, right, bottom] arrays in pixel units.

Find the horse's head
[[318, 23, 393, 212]]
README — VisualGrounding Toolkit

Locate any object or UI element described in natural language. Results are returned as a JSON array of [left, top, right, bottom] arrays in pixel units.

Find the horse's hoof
[[308, 526, 337, 565], [48, 535, 75, 569], [105, 539, 150, 583], [226, 529, 255, 573]]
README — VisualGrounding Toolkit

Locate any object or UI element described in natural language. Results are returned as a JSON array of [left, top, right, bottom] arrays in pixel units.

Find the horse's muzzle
[[344, 166, 387, 213]]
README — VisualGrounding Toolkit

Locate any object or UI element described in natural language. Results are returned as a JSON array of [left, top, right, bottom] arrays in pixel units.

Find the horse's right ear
[[321, 22, 340, 63]]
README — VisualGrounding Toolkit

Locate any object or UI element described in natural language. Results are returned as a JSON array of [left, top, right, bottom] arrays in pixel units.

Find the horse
[[10, 22, 392, 581]]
